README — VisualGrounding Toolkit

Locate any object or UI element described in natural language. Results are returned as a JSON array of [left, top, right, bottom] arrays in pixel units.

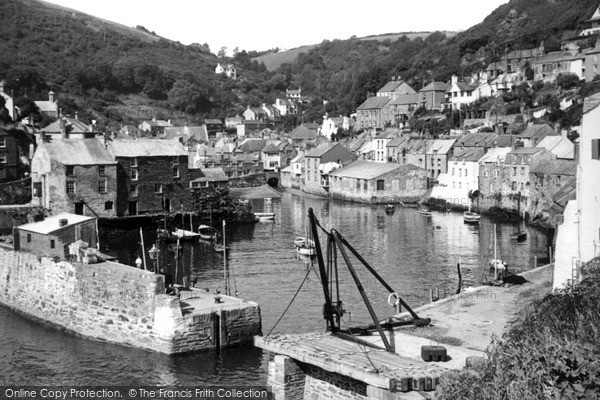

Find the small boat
[[385, 204, 395, 214], [294, 236, 316, 256], [511, 231, 527, 243], [254, 212, 275, 221], [463, 211, 481, 224], [419, 208, 432, 217], [171, 228, 201, 240], [198, 225, 219, 241]]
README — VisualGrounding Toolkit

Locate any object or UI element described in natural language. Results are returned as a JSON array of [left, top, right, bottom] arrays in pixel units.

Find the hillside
[[253, 31, 458, 72], [0, 0, 278, 128], [272, 0, 599, 121]]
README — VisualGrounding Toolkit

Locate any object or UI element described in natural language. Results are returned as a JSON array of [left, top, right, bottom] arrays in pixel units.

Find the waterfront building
[[386, 136, 410, 164], [106, 139, 190, 216], [30, 138, 118, 217], [529, 160, 577, 221], [404, 138, 456, 181], [432, 147, 485, 207], [189, 167, 228, 189], [477, 147, 513, 210], [555, 92, 600, 288], [328, 160, 427, 203], [303, 143, 357, 195], [13, 213, 98, 259]]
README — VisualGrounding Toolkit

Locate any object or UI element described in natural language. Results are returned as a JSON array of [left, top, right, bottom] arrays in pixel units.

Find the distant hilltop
[[253, 31, 458, 71]]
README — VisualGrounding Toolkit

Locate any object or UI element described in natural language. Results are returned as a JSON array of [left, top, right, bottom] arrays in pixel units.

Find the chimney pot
[[59, 218, 68, 227]]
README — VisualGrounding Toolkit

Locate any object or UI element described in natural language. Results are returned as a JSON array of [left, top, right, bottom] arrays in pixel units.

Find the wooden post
[[534, 256, 538, 269], [140, 228, 147, 270], [175, 238, 180, 284], [223, 220, 228, 295], [456, 257, 462, 294]]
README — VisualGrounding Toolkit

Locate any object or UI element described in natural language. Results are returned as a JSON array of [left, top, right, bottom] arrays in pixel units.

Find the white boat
[[171, 228, 201, 240], [463, 211, 481, 224], [254, 212, 275, 221], [419, 208, 432, 217], [198, 224, 218, 241], [294, 237, 316, 256]]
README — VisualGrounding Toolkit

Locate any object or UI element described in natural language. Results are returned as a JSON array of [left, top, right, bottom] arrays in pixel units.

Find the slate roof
[[262, 143, 281, 153], [34, 100, 58, 113], [41, 138, 116, 165], [204, 119, 223, 125], [290, 125, 317, 140], [388, 94, 419, 106], [553, 176, 577, 208], [455, 132, 498, 147], [107, 139, 188, 157], [534, 51, 580, 64], [530, 160, 577, 175], [451, 148, 485, 162], [306, 143, 336, 158], [302, 122, 320, 130], [164, 126, 208, 142], [428, 139, 456, 155], [387, 136, 409, 148], [238, 139, 266, 152], [377, 80, 405, 94], [42, 117, 93, 134], [584, 92, 600, 114], [519, 124, 558, 139], [329, 160, 402, 179], [419, 82, 449, 92], [17, 213, 95, 235], [357, 96, 390, 110]]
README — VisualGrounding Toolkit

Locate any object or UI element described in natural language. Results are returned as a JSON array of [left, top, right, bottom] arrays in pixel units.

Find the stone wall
[[0, 247, 260, 354], [268, 355, 412, 400]]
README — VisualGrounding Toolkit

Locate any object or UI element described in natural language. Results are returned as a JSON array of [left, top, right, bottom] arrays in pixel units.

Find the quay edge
[[0, 245, 261, 354]]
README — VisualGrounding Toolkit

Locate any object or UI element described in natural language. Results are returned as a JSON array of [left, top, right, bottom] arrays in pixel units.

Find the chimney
[[451, 75, 458, 85], [0, 80, 4, 93], [75, 111, 78, 120], [59, 218, 68, 227], [60, 118, 68, 139], [49, 90, 55, 103], [574, 139, 579, 162]]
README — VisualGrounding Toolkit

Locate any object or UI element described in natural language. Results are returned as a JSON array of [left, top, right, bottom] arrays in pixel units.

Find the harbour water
[[0, 191, 550, 386]]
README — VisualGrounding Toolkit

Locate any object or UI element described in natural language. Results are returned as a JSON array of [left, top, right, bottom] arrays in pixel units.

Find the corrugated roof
[[357, 96, 390, 110], [537, 136, 574, 159], [191, 168, 228, 182], [40, 138, 116, 165], [330, 160, 402, 179], [530, 160, 577, 175], [107, 139, 188, 157], [17, 213, 95, 235]]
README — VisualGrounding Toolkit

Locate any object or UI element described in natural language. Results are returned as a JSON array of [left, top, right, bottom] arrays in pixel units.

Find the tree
[[218, 46, 228, 59]]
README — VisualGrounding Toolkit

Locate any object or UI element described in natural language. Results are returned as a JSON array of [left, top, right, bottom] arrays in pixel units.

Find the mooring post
[[534, 256, 538, 269]]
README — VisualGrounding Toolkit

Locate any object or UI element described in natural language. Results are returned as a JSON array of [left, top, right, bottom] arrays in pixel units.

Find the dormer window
[[132, 157, 138, 167]]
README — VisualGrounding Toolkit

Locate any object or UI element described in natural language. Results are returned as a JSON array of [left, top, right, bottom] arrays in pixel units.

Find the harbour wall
[[0, 246, 261, 354]]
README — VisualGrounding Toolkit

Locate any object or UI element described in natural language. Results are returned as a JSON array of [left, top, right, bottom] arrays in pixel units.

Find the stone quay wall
[[268, 355, 410, 400], [0, 246, 261, 354]]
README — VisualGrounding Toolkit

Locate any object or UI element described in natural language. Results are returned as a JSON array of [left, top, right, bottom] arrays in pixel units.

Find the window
[[173, 167, 179, 178], [557, 176, 562, 187], [511, 181, 517, 191], [173, 156, 179, 166], [376, 180, 384, 191], [465, 169, 468, 177], [592, 139, 600, 160], [363, 180, 367, 191], [484, 170, 489, 177], [131, 169, 138, 181], [459, 169, 462, 177], [520, 167, 525, 176], [513, 167, 517, 176], [66, 181, 75, 194], [452, 168, 455, 176], [494, 170, 499, 178], [356, 179, 360, 190], [520, 182, 524, 190], [50, 239, 55, 249], [105, 201, 113, 210], [98, 165, 106, 176], [27, 234, 31, 243], [98, 180, 107, 193], [0, 155, 6, 163], [0, 137, 5, 147], [155, 184, 162, 193], [131, 157, 138, 167], [66, 166, 74, 176], [130, 184, 138, 196]]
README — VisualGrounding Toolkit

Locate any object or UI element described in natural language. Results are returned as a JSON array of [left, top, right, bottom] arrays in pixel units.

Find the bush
[[437, 257, 600, 399]]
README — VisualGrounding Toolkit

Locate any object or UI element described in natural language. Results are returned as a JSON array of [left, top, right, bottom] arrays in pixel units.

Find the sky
[[44, 0, 509, 53]]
